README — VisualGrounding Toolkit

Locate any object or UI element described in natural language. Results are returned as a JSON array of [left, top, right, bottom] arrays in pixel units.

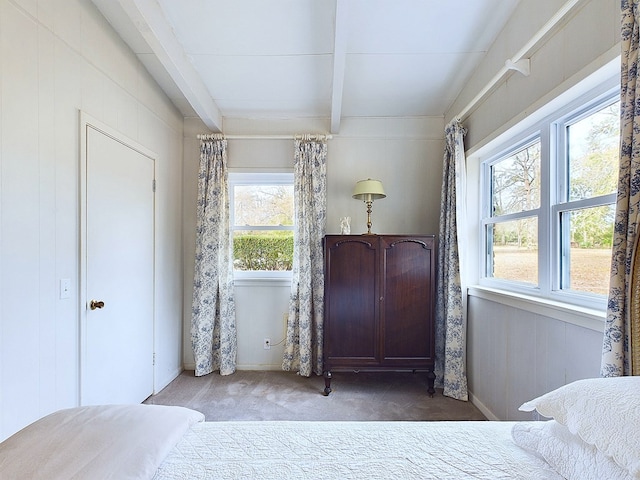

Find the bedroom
[[0, 0, 623, 453]]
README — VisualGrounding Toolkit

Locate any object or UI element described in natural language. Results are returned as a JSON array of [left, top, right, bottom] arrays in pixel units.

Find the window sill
[[233, 273, 292, 287], [467, 286, 605, 332]]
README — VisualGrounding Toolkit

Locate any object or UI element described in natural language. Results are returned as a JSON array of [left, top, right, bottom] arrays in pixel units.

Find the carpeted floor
[[144, 370, 486, 421]]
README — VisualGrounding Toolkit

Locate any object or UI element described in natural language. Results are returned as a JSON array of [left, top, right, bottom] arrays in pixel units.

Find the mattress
[[7, 377, 637, 479], [153, 420, 563, 480]]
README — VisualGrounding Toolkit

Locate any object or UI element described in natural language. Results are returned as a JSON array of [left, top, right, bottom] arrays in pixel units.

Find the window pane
[[560, 206, 614, 295], [491, 141, 541, 216], [487, 218, 538, 285], [233, 231, 293, 271], [567, 101, 619, 201], [234, 185, 294, 226]]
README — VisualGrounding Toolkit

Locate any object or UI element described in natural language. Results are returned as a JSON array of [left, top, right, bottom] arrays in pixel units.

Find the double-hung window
[[228, 172, 294, 279], [481, 85, 620, 308]]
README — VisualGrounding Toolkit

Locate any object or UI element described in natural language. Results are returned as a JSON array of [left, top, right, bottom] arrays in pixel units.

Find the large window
[[481, 88, 619, 307], [229, 172, 294, 277]]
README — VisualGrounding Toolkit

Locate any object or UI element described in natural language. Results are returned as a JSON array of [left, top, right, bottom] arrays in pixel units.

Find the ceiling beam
[[96, 0, 223, 132], [330, 0, 349, 134]]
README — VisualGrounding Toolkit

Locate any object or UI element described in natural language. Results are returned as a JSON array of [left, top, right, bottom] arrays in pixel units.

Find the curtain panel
[[602, 0, 640, 377], [435, 119, 469, 400], [282, 138, 328, 377], [191, 137, 237, 377]]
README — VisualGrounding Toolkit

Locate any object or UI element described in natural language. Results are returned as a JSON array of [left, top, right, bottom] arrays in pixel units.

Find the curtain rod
[[454, 0, 582, 123], [197, 134, 332, 140]]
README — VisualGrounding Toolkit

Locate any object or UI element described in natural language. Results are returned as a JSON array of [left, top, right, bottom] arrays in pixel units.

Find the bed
[[0, 376, 638, 480]]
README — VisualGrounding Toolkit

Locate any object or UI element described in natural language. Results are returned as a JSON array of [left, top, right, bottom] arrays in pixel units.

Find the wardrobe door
[[324, 236, 380, 368], [380, 236, 435, 367]]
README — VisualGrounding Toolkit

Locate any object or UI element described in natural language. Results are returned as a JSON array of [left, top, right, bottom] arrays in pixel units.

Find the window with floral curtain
[[435, 119, 469, 400], [282, 137, 327, 376], [602, 0, 640, 377], [191, 135, 237, 377]]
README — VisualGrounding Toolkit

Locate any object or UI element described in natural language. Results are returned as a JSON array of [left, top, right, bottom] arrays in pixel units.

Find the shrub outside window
[[229, 172, 294, 277], [481, 88, 619, 307]]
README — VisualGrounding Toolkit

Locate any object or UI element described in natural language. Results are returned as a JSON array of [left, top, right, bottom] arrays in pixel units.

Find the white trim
[[476, 70, 620, 310], [455, 0, 585, 121], [199, 134, 332, 140], [92, 0, 223, 131], [79, 111, 159, 403], [181, 364, 286, 371], [154, 367, 183, 395], [467, 52, 620, 159], [330, 0, 349, 133], [467, 285, 605, 332], [233, 275, 292, 287], [468, 390, 499, 421], [235, 365, 287, 371], [229, 171, 295, 276]]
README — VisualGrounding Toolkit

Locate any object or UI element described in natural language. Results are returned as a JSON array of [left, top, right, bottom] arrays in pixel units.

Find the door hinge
[[153, 352, 156, 366], [152, 179, 156, 192]]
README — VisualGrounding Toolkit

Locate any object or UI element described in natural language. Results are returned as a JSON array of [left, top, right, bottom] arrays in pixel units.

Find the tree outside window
[[482, 91, 620, 301]]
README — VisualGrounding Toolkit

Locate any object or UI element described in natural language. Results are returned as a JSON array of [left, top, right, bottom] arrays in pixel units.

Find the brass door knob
[[89, 300, 105, 310]]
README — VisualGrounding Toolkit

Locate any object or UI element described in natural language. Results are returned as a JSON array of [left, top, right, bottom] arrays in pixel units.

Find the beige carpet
[[144, 370, 486, 422]]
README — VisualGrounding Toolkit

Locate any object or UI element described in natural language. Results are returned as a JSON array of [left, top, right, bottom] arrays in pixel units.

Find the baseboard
[[181, 363, 283, 372], [236, 364, 283, 371], [154, 366, 184, 394], [469, 390, 500, 421]]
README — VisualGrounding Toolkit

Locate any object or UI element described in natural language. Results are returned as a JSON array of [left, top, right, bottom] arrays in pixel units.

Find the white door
[[81, 123, 155, 405]]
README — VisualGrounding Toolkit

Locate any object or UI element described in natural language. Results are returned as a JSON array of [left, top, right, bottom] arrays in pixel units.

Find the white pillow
[[519, 377, 640, 478], [512, 420, 632, 480], [0, 405, 205, 480]]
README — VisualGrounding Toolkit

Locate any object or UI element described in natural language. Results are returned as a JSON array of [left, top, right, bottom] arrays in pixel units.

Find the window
[[481, 87, 619, 308], [486, 138, 541, 286], [229, 172, 294, 278]]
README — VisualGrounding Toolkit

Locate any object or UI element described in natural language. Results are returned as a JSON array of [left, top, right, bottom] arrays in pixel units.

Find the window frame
[[482, 135, 543, 288], [228, 171, 294, 281], [479, 83, 620, 310], [552, 101, 618, 297]]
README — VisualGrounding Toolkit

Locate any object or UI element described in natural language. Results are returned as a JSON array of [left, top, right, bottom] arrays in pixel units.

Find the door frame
[[78, 111, 158, 404]]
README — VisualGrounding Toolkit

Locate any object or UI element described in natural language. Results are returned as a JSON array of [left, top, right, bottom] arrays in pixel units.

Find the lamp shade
[[352, 179, 386, 201]]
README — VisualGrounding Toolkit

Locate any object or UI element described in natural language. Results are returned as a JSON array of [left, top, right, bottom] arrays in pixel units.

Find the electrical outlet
[[263, 338, 271, 350]]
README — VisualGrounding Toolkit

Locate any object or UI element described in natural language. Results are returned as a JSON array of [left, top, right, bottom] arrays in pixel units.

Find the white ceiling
[[92, 0, 520, 133]]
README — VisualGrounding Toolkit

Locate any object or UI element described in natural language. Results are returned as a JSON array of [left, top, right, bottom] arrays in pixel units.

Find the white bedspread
[[154, 421, 563, 480]]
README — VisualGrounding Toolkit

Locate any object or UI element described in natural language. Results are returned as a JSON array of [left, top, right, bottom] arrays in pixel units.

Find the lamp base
[[365, 200, 373, 234]]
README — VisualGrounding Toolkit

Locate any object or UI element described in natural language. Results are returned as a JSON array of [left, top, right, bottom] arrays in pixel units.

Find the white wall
[[467, 294, 603, 421], [448, 0, 619, 149], [0, 0, 184, 441], [182, 116, 444, 370], [446, 0, 620, 419]]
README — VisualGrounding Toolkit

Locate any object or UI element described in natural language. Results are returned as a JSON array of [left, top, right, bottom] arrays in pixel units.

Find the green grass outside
[[493, 246, 611, 295]]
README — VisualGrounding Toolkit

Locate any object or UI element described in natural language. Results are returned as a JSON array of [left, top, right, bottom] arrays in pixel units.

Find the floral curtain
[[435, 119, 469, 400], [191, 136, 237, 377], [282, 137, 328, 376], [602, 0, 640, 377]]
